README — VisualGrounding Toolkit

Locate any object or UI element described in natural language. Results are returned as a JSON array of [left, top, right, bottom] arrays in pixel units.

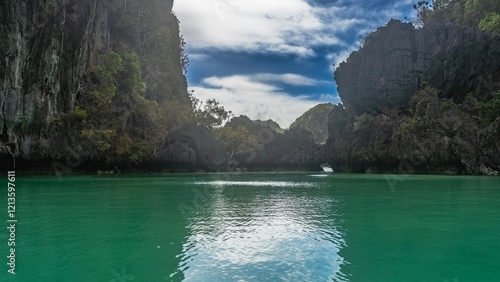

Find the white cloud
[[252, 73, 320, 86], [203, 75, 279, 92], [327, 48, 357, 72], [172, 0, 413, 124], [173, 0, 358, 57], [191, 74, 336, 128], [173, 0, 412, 68], [318, 94, 341, 104], [187, 53, 210, 61]]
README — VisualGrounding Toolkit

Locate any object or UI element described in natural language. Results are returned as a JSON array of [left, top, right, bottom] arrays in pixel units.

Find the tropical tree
[[478, 13, 500, 33], [214, 126, 261, 160], [189, 91, 233, 130], [413, 1, 433, 26], [411, 0, 500, 33]]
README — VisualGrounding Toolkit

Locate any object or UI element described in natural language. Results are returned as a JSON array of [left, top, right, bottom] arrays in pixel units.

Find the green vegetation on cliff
[[414, 0, 500, 33], [189, 91, 233, 130], [290, 103, 333, 144], [353, 113, 374, 132], [464, 90, 500, 124]]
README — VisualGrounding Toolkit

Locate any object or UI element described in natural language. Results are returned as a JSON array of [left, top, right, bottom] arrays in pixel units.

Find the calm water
[[2, 173, 500, 281]]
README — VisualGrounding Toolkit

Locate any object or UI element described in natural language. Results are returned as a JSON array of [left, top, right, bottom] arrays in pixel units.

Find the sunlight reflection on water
[[179, 179, 347, 281], [193, 180, 317, 188]]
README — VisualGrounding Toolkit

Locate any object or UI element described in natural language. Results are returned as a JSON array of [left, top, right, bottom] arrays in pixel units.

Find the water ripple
[[178, 180, 346, 281], [193, 180, 317, 188]]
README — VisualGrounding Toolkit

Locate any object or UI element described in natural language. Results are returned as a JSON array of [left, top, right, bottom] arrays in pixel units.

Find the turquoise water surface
[[2, 173, 500, 281]]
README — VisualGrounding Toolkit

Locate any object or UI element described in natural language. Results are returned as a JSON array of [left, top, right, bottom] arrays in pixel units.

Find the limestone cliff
[[328, 20, 500, 175], [1, 0, 110, 159], [0, 0, 189, 171], [335, 19, 500, 114]]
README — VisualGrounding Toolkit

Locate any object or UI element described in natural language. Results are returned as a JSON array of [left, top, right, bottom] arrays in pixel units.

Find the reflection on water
[[193, 180, 317, 187], [179, 179, 348, 281]]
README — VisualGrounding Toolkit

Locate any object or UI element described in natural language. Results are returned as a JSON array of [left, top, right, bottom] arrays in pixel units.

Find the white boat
[[320, 163, 334, 173]]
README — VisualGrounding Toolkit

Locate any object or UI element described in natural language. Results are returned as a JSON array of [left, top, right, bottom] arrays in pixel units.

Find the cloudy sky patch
[[192, 73, 333, 127], [173, 0, 415, 128]]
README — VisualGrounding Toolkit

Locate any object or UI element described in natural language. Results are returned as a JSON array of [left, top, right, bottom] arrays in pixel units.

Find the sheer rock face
[[0, 0, 108, 159], [329, 20, 500, 175], [335, 19, 500, 115], [0, 0, 184, 163]]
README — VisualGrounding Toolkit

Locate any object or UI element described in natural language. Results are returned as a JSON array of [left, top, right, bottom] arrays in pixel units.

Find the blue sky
[[173, 0, 416, 128]]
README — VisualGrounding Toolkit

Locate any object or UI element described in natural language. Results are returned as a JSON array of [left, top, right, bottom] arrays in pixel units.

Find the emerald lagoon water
[[2, 173, 500, 281]]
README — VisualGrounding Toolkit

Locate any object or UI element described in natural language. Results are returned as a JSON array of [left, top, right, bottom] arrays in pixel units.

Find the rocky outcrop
[[226, 115, 283, 135], [328, 19, 500, 175], [158, 142, 196, 166], [290, 103, 333, 144], [335, 19, 500, 114], [327, 88, 500, 175], [253, 119, 284, 134], [158, 125, 227, 171]]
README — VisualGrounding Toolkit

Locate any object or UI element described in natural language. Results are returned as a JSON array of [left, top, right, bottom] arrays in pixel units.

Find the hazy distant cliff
[[328, 19, 500, 175], [220, 115, 324, 170], [290, 103, 333, 145]]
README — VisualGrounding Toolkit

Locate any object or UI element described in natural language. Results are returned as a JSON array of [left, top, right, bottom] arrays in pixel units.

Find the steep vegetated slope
[[290, 103, 333, 145]]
